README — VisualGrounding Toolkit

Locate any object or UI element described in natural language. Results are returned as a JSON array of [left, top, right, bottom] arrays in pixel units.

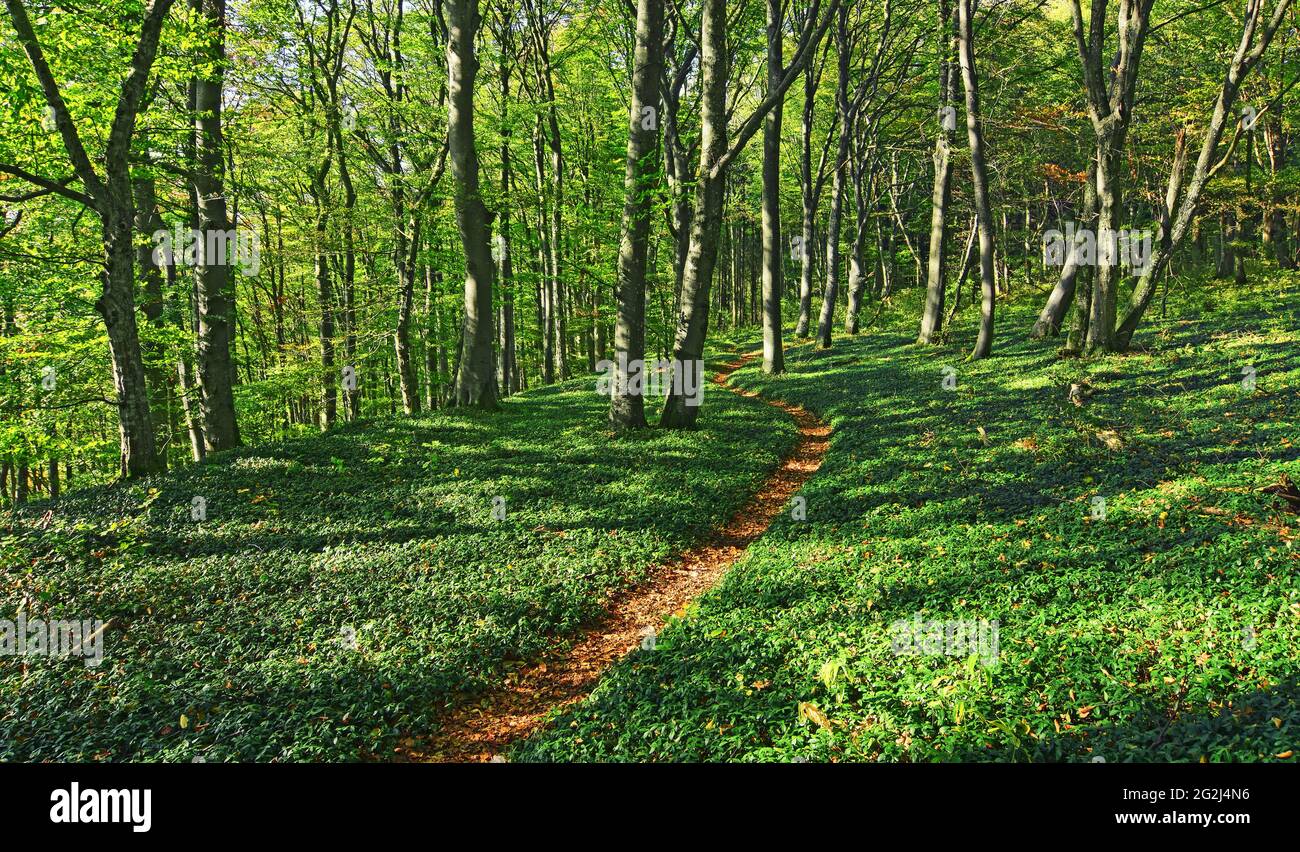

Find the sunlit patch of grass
[[0, 378, 796, 762], [518, 270, 1300, 763]]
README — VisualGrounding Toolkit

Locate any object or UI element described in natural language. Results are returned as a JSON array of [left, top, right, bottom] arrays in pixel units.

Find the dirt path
[[405, 350, 830, 762]]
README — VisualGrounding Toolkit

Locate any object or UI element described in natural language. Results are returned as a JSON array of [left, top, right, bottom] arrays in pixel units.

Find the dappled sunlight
[[518, 278, 1300, 763]]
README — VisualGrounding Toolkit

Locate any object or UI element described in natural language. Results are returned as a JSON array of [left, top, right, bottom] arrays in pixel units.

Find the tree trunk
[[918, 0, 956, 345], [1032, 161, 1097, 338], [844, 137, 871, 334], [102, 214, 164, 477], [1067, 0, 1155, 353], [660, 0, 727, 429], [1261, 100, 1292, 267], [336, 113, 359, 421], [133, 177, 171, 470], [531, 120, 556, 385], [611, 0, 664, 428], [1086, 136, 1124, 352], [425, 266, 441, 410], [759, 0, 785, 374], [815, 2, 851, 350], [191, 0, 241, 451], [394, 214, 422, 415], [795, 47, 818, 338], [958, 0, 995, 359], [447, 0, 498, 409], [497, 54, 517, 399], [312, 180, 337, 429]]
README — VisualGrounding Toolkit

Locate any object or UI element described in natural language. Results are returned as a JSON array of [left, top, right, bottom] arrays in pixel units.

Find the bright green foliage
[[516, 274, 1300, 763], [0, 381, 795, 761]]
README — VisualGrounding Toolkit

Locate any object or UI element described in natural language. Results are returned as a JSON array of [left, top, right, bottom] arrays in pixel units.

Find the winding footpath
[[408, 350, 830, 762]]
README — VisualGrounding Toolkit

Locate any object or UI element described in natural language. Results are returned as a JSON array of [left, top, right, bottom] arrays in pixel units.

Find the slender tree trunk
[[171, 259, 206, 460], [531, 120, 556, 385], [816, 2, 851, 350], [425, 266, 441, 410], [1216, 211, 1237, 277], [874, 190, 895, 299], [1032, 161, 1097, 338], [844, 140, 871, 334], [191, 0, 241, 451], [47, 435, 59, 500], [958, 0, 995, 360], [660, 0, 727, 428], [1263, 104, 1292, 267], [394, 213, 422, 415], [1067, 264, 1093, 353], [918, 0, 956, 345], [795, 47, 818, 338], [611, 0, 664, 428], [312, 179, 336, 429], [336, 120, 359, 421], [447, 0, 498, 409], [133, 177, 171, 470], [759, 0, 785, 374], [496, 57, 516, 399]]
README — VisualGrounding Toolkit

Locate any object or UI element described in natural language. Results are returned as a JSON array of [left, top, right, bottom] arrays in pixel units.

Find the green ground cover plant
[[517, 275, 1300, 762], [1, 381, 795, 761]]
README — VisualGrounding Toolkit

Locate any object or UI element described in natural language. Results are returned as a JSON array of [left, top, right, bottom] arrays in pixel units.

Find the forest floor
[[516, 272, 1300, 762], [1, 364, 796, 761], [407, 353, 830, 761], [3, 271, 1297, 762]]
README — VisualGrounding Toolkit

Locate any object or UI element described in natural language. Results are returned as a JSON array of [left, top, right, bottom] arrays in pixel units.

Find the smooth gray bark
[[447, 0, 498, 409], [917, 0, 956, 345], [957, 0, 995, 360], [611, 0, 664, 428], [759, 0, 785, 375]]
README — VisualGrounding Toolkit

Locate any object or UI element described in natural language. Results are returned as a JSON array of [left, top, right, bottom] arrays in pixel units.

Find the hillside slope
[[518, 276, 1300, 762]]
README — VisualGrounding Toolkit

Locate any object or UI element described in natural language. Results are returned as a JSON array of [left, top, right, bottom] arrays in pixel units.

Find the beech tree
[[956, 0, 993, 359], [191, 0, 242, 449], [661, 0, 836, 428], [447, 0, 498, 409], [1, 0, 1295, 494], [916, 0, 957, 345], [611, 0, 664, 427], [1, 0, 176, 477]]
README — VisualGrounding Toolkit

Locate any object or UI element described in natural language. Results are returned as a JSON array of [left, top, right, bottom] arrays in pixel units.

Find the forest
[[0, 0, 1297, 765]]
